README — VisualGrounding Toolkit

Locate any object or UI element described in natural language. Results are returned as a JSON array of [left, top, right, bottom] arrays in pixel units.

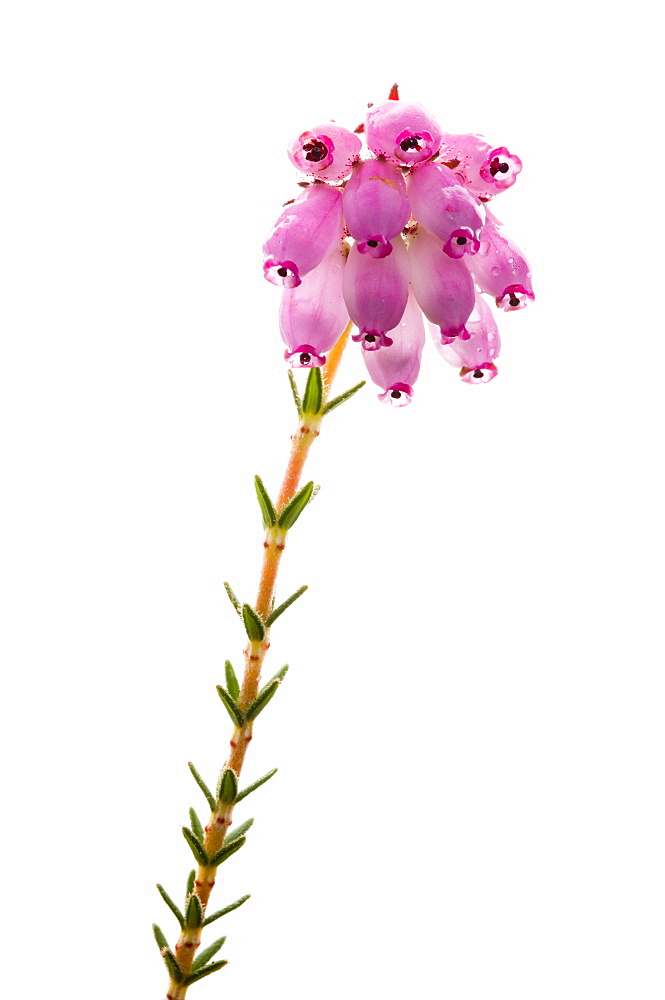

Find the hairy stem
[[165, 324, 352, 998]]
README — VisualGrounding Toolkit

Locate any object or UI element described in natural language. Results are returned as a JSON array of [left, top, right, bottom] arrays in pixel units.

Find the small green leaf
[[277, 481, 314, 531], [287, 369, 302, 416], [182, 826, 208, 866], [162, 948, 184, 983], [242, 603, 265, 642], [203, 893, 251, 927], [267, 663, 289, 685], [245, 679, 280, 722], [323, 379, 366, 415], [188, 762, 215, 812], [184, 959, 228, 985], [189, 807, 204, 843], [209, 835, 246, 868], [265, 585, 308, 627], [156, 885, 184, 929], [186, 870, 196, 897], [224, 581, 242, 617], [191, 936, 227, 972], [236, 769, 278, 804], [217, 767, 238, 805], [216, 685, 244, 728], [224, 660, 240, 702], [226, 817, 254, 844], [254, 475, 277, 529], [185, 892, 204, 929], [302, 366, 323, 415], [153, 923, 169, 951]]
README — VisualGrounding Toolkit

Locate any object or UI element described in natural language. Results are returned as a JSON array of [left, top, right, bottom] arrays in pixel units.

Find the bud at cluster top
[[262, 87, 534, 405]]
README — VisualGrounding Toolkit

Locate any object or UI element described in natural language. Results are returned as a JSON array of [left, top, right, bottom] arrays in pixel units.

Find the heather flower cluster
[[263, 87, 533, 405]]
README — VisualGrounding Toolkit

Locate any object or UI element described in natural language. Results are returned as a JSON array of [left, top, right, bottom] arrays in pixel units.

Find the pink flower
[[407, 162, 485, 259], [265, 89, 534, 401], [438, 133, 522, 200], [343, 236, 409, 350], [365, 100, 443, 165], [464, 208, 534, 310], [263, 183, 344, 288], [343, 158, 410, 259], [288, 124, 362, 183], [408, 226, 475, 344], [431, 292, 500, 383], [279, 243, 349, 368], [361, 291, 425, 406]]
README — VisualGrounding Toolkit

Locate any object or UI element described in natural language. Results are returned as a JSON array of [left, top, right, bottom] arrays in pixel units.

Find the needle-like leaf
[[182, 826, 208, 866], [202, 894, 251, 927], [254, 475, 277, 528], [323, 380, 366, 415], [216, 685, 244, 728], [242, 603, 265, 642], [278, 481, 314, 531], [209, 836, 246, 868], [188, 762, 215, 812], [224, 660, 240, 701], [156, 885, 184, 929], [265, 585, 308, 627], [191, 936, 227, 972], [153, 923, 169, 951], [235, 769, 277, 804], [302, 366, 323, 415]]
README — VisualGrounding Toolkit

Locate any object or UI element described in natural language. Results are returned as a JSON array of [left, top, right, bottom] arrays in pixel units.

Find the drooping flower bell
[[408, 225, 476, 344], [361, 291, 425, 406], [342, 157, 410, 259], [464, 208, 534, 311], [366, 99, 443, 165], [407, 162, 485, 258], [438, 133, 522, 200], [343, 235, 409, 351], [263, 183, 344, 288], [431, 292, 500, 383], [288, 124, 362, 183], [279, 243, 349, 368]]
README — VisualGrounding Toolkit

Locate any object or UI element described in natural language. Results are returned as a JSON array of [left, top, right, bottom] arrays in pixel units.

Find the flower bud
[[408, 226, 475, 344], [343, 236, 409, 351], [408, 162, 485, 258], [263, 184, 344, 288], [362, 291, 425, 406], [279, 243, 349, 367], [464, 209, 534, 310], [431, 292, 500, 383], [366, 100, 443, 165], [288, 124, 362, 182], [439, 133, 522, 200], [343, 158, 410, 259]]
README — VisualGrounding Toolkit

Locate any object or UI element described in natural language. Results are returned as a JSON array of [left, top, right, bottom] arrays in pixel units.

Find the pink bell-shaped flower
[[263, 183, 344, 289], [408, 226, 475, 344], [431, 292, 500, 383], [464, 209, 534, 310], [287, 124, 362, 183], [439, 133, 522, 200], [343, 235, 409, 351], [279, 243, 349, 368], [342, 158, 410, 259], [362, 290, 425, 406], [366, 100, 443, 166], [407, 162, 485, 259]]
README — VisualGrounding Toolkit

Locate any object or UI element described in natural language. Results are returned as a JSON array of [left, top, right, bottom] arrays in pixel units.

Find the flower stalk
[[157, 323, 362, 998], [157, 84, 534, 997]]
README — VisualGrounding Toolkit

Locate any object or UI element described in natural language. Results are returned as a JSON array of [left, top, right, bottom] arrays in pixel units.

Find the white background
[[1, 2, 663, 998]]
